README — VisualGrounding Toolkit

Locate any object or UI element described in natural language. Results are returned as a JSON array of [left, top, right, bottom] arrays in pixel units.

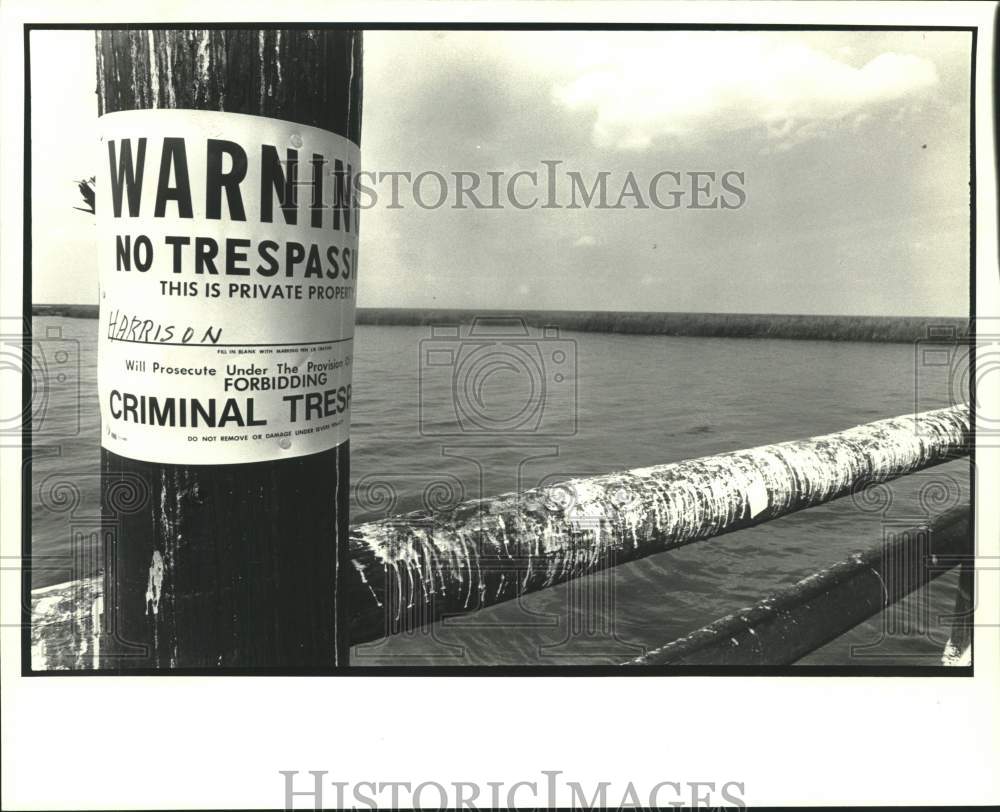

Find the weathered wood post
[[95, 29, 362, 669], [942, 560, 973, 665]]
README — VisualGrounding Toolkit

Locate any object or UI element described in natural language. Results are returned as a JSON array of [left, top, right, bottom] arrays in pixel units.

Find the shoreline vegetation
[[32, 303, 968, 343]]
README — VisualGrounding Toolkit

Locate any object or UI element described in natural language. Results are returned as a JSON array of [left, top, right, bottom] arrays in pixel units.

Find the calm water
[[31, 316, 970, 665]]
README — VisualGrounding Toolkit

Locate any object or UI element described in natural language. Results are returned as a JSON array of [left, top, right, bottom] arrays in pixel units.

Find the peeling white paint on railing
[[31, 577, 103, 671], [347, 404, 969, 639]]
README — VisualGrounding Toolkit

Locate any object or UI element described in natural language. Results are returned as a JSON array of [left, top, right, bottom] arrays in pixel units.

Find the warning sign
[[96, 109, 359, 464]]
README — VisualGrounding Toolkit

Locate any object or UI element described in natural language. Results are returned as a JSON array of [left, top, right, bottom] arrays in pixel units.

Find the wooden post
[[95, 29, 362, 669], [942, 560, 973, 665]]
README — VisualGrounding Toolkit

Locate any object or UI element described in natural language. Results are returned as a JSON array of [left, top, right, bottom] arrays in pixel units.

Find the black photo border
[[21, 20, 980, 677]]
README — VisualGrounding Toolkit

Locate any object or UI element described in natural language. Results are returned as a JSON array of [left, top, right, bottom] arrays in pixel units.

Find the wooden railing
[[30, 403, 972, 669], [626, 505, 971, 666]]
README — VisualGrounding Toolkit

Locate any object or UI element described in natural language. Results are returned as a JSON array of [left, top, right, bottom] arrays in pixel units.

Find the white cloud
[[365, 31, 943, 154], [574, 235, 597, 247], [549, 34, 940, 150]]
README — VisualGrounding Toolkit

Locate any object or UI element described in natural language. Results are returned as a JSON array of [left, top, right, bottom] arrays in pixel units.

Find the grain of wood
[[95, 29, 362, 670]]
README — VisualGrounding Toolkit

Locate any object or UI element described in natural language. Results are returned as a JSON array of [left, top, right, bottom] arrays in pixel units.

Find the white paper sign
[[96, 109, 359, 464]]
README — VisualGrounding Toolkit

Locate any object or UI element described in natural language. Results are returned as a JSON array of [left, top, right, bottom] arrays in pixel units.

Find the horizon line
[[30, 303, 969, 321]]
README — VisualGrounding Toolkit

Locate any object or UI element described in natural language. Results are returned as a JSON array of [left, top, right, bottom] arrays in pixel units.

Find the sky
[[30, 28, 971, 315]]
